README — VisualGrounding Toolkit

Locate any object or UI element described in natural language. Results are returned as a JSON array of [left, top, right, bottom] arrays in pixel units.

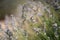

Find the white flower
[[33, 6, 37, 10], [33, 19, 36, 22], [44, 32, 46, 35], [53, 23, 57, 27], [47, 37, 50, 40], [33, 28, 40, 32], [55, 35, 59, 38], [49, 15, 52, 18]]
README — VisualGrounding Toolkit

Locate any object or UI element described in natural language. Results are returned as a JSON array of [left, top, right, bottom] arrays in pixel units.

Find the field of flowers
[[0, 0, 60, 40]]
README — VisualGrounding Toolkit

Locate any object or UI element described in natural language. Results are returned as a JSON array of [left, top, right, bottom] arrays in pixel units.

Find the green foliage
[[12, 0, 60, 40]]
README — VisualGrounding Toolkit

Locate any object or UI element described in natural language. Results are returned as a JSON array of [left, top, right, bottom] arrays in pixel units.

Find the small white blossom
[[53, 23, 57, 27], [49, 15, 52, 18], [33, 28, 40, 32], [44, 32, 46, 35], [33, 19, 36, 22], [33, 6, 37, 10], [55, 35, 59, 38]]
